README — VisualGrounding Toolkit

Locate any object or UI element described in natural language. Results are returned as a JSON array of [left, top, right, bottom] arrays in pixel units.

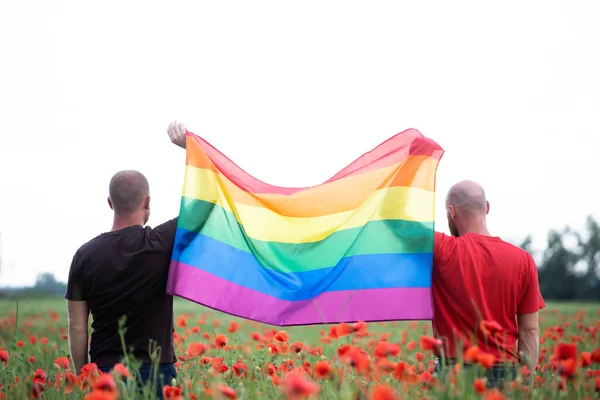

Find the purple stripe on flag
[[167, 261, 433, 326]]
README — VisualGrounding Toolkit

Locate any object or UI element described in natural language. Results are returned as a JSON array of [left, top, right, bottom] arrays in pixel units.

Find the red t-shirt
[[432, 232, 545, 363]]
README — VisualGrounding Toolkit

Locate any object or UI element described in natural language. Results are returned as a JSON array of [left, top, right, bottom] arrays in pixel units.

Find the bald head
[[108, 170, 150, 215], [446, 180, 487, 215]]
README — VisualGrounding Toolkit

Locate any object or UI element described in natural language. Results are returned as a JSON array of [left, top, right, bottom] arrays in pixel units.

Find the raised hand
[[167, 121, 187, 149]]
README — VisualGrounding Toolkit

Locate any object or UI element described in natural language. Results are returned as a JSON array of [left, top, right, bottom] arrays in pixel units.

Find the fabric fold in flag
[[166, 129, 444, 326]]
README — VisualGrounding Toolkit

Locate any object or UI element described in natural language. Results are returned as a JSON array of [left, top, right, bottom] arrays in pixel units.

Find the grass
[[0, 296, 599, 399]]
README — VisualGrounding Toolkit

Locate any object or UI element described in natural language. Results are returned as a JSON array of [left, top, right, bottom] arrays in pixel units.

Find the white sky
[[0, 1, 598, 287]]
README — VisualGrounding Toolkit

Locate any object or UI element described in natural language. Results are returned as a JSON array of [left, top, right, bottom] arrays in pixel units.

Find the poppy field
[[1, 298, 599, 399]]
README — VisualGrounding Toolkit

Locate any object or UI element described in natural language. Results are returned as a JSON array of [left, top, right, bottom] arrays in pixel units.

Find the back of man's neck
[[111, 216, 144, 232], [458, 220, 491, 237], [459, 226, 491, 237]]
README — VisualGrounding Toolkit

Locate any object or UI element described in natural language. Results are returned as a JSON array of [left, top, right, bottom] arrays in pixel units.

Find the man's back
[[65, 219, 178, 366], [432, 232, 545, 363]]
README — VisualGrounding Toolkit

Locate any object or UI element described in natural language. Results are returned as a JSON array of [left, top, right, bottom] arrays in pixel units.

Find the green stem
[[13, 297, 19, 344]]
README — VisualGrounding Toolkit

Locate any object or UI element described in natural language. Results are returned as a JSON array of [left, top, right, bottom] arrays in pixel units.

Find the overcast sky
[[1, 1, 598, 287]]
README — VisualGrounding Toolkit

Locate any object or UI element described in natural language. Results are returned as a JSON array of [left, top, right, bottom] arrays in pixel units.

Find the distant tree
[[538, 228, 580, 300], [518, 234, 535, 256], [33, 273, 67, 296], [572, 216, 600, 300], [518, 235, 532, 251]]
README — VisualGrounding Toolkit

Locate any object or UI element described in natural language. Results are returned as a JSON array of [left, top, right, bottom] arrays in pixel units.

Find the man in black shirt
[[66, 123, 188, 398]]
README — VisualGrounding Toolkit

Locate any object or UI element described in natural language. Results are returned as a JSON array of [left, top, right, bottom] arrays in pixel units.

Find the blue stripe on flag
[[171, 230, 432, 301]]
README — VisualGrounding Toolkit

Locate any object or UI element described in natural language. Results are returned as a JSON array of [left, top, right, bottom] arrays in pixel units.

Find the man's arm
[[517, 312, 539, 383], [516, 254, 545, 383], [432, 231, 456, 271], [153, 218, 179, 257], [65, 251, 90, 373], [67, 300, 89, 373]]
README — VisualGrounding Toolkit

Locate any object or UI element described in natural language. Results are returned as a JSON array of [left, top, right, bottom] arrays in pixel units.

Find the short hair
[[108, 170, 149, 214]]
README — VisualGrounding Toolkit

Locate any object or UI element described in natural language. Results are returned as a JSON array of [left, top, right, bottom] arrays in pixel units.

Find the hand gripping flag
[[166, 129, 444, 326]]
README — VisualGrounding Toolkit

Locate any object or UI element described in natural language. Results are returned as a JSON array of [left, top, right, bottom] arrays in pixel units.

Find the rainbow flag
[[166, 129, 444, 326]]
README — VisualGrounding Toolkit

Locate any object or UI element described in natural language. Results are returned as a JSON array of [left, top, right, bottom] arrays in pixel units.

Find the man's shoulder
[[72, 234, 104, 259], [68, 233, 109, 275], [434, 232, 533, 257], [469, 235, 536, 270], [434, 231, 457, 248], [434, 231, 453, 240], [77, 220, 177, 254], [486, 236, 533, 258], [73, 227, 139, 261], [144, 218, 179, 246], [147, 218, 178, 233], [75, 231, 116, 255]]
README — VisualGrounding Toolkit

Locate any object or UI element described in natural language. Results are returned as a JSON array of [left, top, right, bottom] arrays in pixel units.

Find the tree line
[[519, 215, 599, 301]]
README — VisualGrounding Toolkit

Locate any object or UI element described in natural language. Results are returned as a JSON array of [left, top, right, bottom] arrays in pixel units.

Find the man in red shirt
[[432, 180, 545, 387]]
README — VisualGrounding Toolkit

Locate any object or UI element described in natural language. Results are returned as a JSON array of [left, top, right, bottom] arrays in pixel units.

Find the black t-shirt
[[65, 218, 178, 367]]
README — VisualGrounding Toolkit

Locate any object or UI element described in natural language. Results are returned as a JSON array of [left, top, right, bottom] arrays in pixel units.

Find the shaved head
[[446, 180, 487, 214], [445, 180, 489, 237], [108, 170, 150, 215]]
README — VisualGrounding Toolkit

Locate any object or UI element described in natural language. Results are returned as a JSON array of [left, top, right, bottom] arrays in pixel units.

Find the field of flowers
[[0, 297, 599, 399]]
